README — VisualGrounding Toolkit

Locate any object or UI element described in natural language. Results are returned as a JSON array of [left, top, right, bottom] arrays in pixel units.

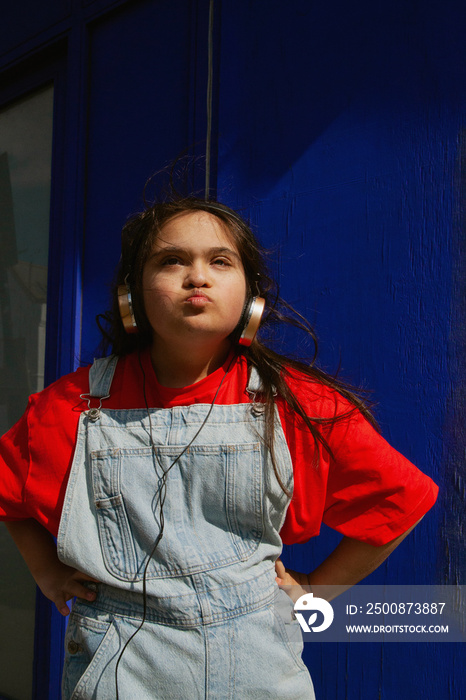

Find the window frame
[[0, 43, 85, 700]]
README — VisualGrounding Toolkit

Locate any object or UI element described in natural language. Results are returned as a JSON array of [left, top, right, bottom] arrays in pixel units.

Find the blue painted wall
[[0, 0, 463, 698], [214, 2, 464, 697]]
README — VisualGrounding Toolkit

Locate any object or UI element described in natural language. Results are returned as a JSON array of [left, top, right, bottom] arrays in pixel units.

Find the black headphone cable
[[114, 349, 237, 699]]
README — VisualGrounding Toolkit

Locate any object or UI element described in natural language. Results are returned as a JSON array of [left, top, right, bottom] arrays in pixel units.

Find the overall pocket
[[271, 588, 308, 671], [62, 611, 116, 700], [91, 442, 264, 580]]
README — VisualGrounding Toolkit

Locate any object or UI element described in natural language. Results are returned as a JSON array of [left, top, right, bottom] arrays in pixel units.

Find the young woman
[[0, 197, 438, 699]]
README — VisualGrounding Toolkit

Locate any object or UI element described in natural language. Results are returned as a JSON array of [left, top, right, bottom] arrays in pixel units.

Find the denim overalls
[[57, 355, 315, 699]]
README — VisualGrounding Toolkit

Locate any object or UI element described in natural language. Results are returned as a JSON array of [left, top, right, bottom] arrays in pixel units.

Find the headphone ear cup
[[117, 283, 138, 334], [237, 297, 265, 346]]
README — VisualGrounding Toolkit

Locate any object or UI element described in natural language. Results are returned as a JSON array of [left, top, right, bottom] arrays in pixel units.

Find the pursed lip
[[184, 290, 211, 304]]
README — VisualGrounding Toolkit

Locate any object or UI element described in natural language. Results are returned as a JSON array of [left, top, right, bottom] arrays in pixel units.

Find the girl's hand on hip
[[5, 519, 100, 616], [275, 558, 310, 602], [36, 560, 100, 616], [275, 558, 310, 586]]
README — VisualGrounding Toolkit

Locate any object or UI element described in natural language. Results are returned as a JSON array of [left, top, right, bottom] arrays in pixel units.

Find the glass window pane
[[0, 84, 54, 700]]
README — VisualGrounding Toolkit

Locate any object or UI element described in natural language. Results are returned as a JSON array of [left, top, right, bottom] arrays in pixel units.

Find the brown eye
[[162, 256, 183, 266]]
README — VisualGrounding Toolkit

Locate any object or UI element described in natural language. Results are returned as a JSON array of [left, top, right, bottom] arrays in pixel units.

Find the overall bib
[[57, 356, 315, 699]]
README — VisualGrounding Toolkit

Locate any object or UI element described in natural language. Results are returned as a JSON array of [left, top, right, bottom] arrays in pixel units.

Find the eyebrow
[[150, 246, 241, 261]]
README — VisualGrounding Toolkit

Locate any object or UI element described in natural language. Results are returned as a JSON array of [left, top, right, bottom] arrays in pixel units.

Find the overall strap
[[246, 366, 263, 395], [246, 365, 277, 398], [88, 355, 119, 398]]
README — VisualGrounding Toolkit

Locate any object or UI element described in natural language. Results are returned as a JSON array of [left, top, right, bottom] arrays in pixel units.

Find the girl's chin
[[151, 327, 236, 349], [181, 318, 239, 337]]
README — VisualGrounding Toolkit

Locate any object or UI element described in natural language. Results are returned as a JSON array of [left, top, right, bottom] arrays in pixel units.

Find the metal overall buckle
[[79, 394, 110, 421]]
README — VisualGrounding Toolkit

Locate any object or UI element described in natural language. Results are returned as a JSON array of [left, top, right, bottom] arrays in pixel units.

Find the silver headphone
[[117, 282, 265, 346], [117, 277, 138, 334]]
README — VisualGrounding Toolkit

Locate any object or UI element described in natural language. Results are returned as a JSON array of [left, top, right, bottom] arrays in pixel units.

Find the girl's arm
[[275, 519, 420, 601], [5, 519, 98, 616]]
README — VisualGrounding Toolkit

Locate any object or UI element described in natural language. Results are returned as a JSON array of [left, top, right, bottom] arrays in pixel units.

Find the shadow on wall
[[218, 0, 466, 198]]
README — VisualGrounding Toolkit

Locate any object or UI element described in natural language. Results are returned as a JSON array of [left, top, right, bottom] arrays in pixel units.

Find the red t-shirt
[[0, 350, 438, 546]]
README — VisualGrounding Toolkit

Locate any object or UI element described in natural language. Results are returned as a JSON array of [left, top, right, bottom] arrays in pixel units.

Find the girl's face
[[142, 210, 247, 353]]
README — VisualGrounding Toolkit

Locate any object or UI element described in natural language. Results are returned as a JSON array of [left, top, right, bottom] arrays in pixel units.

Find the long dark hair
[[98, 196, 378, 494]]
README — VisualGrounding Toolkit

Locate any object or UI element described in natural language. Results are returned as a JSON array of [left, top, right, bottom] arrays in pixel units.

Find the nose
[[184, 261, 211, 288]]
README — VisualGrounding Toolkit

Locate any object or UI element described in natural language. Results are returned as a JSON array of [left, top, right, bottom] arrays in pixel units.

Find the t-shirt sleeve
[[278, 374, 439, 547], [0, 366, 90, 533], [0, 400, 33, 521], [322, 409, 438, 545]]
